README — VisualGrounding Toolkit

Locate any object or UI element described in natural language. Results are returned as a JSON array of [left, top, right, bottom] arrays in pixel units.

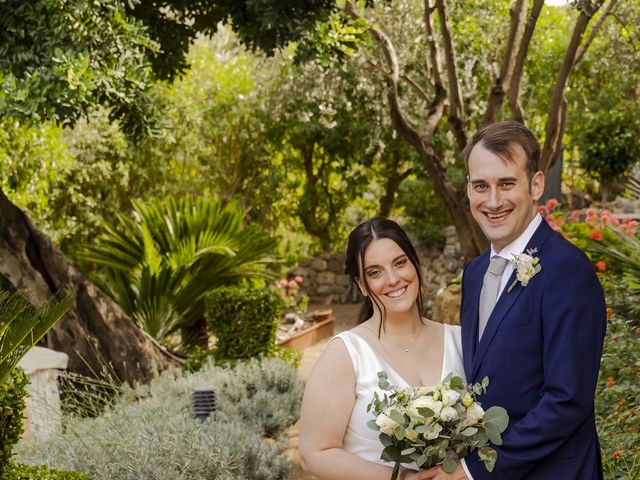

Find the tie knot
[[487, 255, 509, 276]]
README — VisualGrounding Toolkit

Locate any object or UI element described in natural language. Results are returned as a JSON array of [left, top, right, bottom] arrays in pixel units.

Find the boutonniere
[[508, 248, 542, 292]]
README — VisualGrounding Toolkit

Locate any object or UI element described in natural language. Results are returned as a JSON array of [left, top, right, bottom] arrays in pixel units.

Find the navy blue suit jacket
[[461, 220, 606, 479]]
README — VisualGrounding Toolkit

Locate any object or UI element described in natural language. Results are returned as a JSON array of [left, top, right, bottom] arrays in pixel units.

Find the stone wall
[[288, 226, 464, 320]]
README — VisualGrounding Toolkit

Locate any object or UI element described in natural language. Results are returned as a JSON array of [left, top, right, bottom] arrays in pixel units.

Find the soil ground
[[285, 303, 360, 480]]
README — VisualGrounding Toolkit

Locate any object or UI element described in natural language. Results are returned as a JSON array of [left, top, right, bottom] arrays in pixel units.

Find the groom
[[452, 121, 606, 479]]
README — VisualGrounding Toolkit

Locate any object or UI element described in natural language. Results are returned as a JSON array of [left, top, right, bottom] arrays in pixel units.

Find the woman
[[299, 218, 464, 480]]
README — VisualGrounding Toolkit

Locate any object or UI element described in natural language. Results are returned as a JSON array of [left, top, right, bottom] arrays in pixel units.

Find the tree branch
[[541, 4, 604, 172], [574, 0, 619, 66], [508, 0, 545, 124], [483, 0, 528, 125], [435, 0, 466, 150]]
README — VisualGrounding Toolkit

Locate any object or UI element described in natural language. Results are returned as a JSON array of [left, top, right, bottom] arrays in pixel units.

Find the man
[[427, 121, 606, 479]]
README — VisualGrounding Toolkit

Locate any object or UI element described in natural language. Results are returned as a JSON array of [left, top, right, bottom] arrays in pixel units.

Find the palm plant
[[0, 290, 71, 384], [80, 195, 279, 348]]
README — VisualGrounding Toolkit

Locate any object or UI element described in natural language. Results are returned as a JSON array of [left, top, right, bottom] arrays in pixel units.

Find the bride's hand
[[413, 463, 468, 479]]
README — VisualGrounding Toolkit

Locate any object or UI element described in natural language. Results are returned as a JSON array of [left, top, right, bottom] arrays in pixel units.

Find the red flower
[[546, 198, 559, 210], [606, 307, 613, 318], [589, 230, 603, 241], [596, 261, 606, 271], [606, 376, 615, 388], [538, 205, 550, 216], [611, 451, 622, 460]]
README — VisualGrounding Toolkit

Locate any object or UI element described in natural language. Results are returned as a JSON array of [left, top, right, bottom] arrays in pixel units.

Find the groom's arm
[[466, 251, 606, 480]]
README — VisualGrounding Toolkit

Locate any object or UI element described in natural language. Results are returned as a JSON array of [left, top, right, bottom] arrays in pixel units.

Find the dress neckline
[[344, 327, 447, 387]]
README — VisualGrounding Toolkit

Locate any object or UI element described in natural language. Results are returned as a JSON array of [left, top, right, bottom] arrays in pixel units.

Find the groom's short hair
[[462, 120, 540, 181]]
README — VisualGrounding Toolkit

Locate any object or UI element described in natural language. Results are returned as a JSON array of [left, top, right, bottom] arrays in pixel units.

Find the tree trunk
[[0, 190, 178, 384]]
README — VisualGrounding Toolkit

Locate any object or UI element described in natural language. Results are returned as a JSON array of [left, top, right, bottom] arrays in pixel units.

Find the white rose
[[441, 389, 461, 407], [463, 403, 485, 427], [439, 406, 459, 422], [423, 423, 443, 440], [416, 385, 437, 396], [408, 396, 440, 418], [375, 412, 397, 436]]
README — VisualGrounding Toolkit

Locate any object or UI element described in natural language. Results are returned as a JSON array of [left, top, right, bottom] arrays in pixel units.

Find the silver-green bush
[[17, 358, 303, 480]]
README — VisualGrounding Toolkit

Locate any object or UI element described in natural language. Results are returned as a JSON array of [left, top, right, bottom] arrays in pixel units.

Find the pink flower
[[288, 279, 298, 287], [294, 275, 303, 283], [279, 279, 289, 287], [586, 208, 597, 218], [596, 261, 606, 271], [569, 209, 583, 222], [546, 198, 559, 210], [538, 205, 550, 216]]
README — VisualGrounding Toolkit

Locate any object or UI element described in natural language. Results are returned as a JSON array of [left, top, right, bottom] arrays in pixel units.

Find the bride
[[299, 217, 465, 480]]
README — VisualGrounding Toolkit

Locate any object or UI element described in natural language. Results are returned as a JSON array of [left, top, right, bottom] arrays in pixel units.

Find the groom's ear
[[530, 170, 545, 200]]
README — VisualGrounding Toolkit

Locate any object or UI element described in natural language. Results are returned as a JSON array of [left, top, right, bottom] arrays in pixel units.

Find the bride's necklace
[[365, 324, 423, 353]]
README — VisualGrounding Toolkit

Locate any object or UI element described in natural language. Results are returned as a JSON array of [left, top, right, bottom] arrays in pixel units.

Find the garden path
[[285, 303, 359, 480]]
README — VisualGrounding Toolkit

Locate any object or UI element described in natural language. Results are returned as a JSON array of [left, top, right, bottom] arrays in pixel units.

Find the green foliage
[[0, 113, 133, 257], [126, 0, 334, 79], [0, 0, 159, 136], [206, 287, 283, 363], [295, 12, 370, 68], [576, 108, 640, 200], [0, 368, 29, 474], [395, 174, 450, 250], [4, 463, 90, 480], [80, 195, 278, 347], [17, 358, 303, 479], [0, 291, 71, 384], [596, 311, 640, 478]]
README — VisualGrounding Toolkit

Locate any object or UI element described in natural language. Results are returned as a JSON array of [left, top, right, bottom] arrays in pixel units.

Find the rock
[[335, 274, 350, 286], [299, 258, 313, 268], [316, 271, 336, 285], [432, 284, 461, 325], [289, 267, 313, 281], [311, 258, 328, 271], [317, 285, 335, 295], [443, 245, 456, 258]]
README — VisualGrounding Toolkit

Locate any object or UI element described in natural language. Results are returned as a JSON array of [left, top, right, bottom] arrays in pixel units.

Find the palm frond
[[80, 195, 279, 346], [0, 291, 71, 384]]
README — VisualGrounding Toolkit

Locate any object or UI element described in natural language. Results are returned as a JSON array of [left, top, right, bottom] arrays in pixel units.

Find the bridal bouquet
[[367, 372, 508, 480]]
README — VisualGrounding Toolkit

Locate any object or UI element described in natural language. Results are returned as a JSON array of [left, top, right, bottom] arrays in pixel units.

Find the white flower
[[463, 403, 485, 427], [405, 428, 419, 441], [408, 396, 441, 418], [440, 406, 459, 422], [508, 248, 542, 292], [441, 389, 461, 407], [416, 385, 437, 396], [423, 423, 443, 440], [461, 392, 474, 408], [375, 412, 397, 436]]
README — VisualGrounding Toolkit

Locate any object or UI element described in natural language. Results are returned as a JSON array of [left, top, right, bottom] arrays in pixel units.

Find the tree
[[308, 0, 616, 258], [0, 0, 339, 381]]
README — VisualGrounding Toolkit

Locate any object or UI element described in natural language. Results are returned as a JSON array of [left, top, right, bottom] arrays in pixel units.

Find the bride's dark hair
[[345, 217, 425, 333]]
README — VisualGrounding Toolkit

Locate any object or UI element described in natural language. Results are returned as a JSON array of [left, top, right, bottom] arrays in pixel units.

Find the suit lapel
[[469, 220, 556, 382], [462, 253, 488, 378]]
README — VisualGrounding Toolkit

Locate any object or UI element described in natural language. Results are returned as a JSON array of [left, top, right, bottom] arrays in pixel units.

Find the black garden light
[[192, 387, 217, 422]]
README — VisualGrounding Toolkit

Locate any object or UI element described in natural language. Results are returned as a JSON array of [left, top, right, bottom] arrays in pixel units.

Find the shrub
[[4, 463, 90, 480], [16, 358, 303, 480], [595, 312, 640, 478], [0, 368, 29, 474], [206, 286, 283, 362], [79, 195, 278, 349]]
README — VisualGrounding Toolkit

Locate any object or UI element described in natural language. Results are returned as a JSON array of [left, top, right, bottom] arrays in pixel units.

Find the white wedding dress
[[333, 325, 464, 467]]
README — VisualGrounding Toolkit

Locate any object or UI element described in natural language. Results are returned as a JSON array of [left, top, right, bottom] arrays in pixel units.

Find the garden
[[0, 0, 639, 479]]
